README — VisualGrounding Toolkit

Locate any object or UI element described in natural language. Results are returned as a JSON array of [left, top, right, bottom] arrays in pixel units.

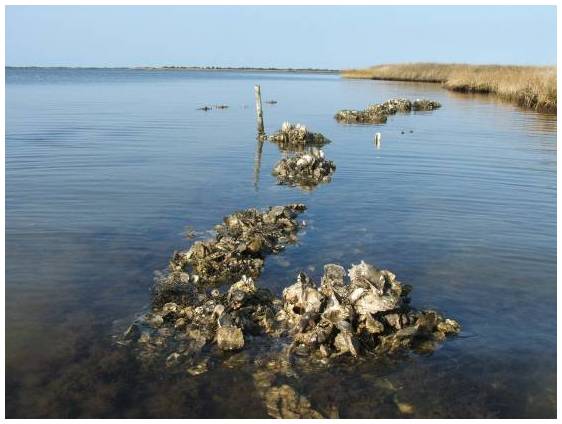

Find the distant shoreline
[[6, 66, 340, 74]]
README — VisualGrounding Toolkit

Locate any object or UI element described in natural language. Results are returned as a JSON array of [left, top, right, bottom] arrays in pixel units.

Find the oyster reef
[[272, 148, 336, 191], [120, 205, 460, 377], [335, 98, 442, 124]]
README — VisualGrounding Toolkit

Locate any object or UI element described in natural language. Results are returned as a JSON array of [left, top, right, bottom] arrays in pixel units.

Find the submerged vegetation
[[342, 63, 557, 113]]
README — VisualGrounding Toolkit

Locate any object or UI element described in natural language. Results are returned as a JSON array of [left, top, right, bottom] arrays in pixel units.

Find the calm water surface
[[6, 68, 556, 418]]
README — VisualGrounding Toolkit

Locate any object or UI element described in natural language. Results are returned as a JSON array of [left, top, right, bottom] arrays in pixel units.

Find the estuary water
[[6, 68, 556, 418]]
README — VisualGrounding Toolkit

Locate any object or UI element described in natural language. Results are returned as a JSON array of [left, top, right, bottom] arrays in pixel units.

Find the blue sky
[[5, 6, 557, 68]]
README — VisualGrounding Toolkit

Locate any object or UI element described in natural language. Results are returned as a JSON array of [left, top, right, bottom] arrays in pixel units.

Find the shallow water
[[6, 68, 556, 418]]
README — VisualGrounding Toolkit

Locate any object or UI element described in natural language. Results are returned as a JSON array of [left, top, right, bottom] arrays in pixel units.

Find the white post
[[374, 132, 381, 149]]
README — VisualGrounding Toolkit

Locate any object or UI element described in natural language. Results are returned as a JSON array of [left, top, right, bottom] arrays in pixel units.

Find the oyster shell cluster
[[122, 274, 285, 374], [161, 204, 306, 294], [197, 104, 229, 111], [269, 121, 329, 151], [272, 148, 336, 190], [335, 98, 442, 124], [122, 253, 459, 374], [281, 262, 460, 358], [411, 98, 441, 111], [119, 205, 460, 418]]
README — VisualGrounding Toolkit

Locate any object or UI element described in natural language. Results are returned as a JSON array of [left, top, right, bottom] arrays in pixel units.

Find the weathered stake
[[254, 84, 265, 136]]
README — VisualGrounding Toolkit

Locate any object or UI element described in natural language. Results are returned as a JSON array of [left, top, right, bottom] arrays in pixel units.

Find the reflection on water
[[253, 137, 264, 190], [6, 68, 557, 418]]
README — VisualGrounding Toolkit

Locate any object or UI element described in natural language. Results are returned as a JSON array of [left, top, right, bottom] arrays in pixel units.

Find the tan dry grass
[[342, 63, 556, 113]]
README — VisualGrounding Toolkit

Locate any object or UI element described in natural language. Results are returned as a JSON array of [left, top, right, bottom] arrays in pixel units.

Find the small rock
[[217, 326, 245, 351], [437, 318, 461, 335], [162, 302, 179, 316], [174, 317, 187, 330], [187, 359, 209, 375], [147, 313, 164, 328], [138, 331, 151, 344], [364, 313, 385, 334], [212, 304, 225, 319], [334, 330, 359, 356], [166, 352, 182, 366], [264, 384, 324, 419], [397, 401, 415, 415]]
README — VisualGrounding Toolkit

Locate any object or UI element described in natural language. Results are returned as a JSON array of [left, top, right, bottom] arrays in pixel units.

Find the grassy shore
[[342, 63, 556, 113]]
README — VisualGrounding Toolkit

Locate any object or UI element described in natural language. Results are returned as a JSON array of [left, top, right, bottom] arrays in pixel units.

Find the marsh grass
[[342, 63, 557, 113]]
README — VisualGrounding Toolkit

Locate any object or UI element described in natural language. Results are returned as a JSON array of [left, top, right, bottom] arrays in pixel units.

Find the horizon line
[[5, 65, 342, 71]]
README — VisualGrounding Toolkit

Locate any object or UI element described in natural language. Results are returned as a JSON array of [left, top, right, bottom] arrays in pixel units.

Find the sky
[[5, 6, 557, 68]]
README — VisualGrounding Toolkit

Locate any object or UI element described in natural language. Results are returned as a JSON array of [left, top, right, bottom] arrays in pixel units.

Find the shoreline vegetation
[[341, 63, 557, 113]]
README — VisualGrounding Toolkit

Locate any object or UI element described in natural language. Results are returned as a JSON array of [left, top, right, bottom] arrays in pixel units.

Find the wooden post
[[254, 84, 265, 136]]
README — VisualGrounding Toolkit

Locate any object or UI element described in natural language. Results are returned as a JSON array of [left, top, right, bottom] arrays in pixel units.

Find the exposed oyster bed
[[120, 206, 459, 370], [161, 204, 306, 293], [268, 122, 330, 152], [121, 260, 459, 385], [335, 98, 442, 124], [281, 262, 460, 357], [411, 98, 441, 111], [272, 148, 336, 190], [117, 204, 460, 417]]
